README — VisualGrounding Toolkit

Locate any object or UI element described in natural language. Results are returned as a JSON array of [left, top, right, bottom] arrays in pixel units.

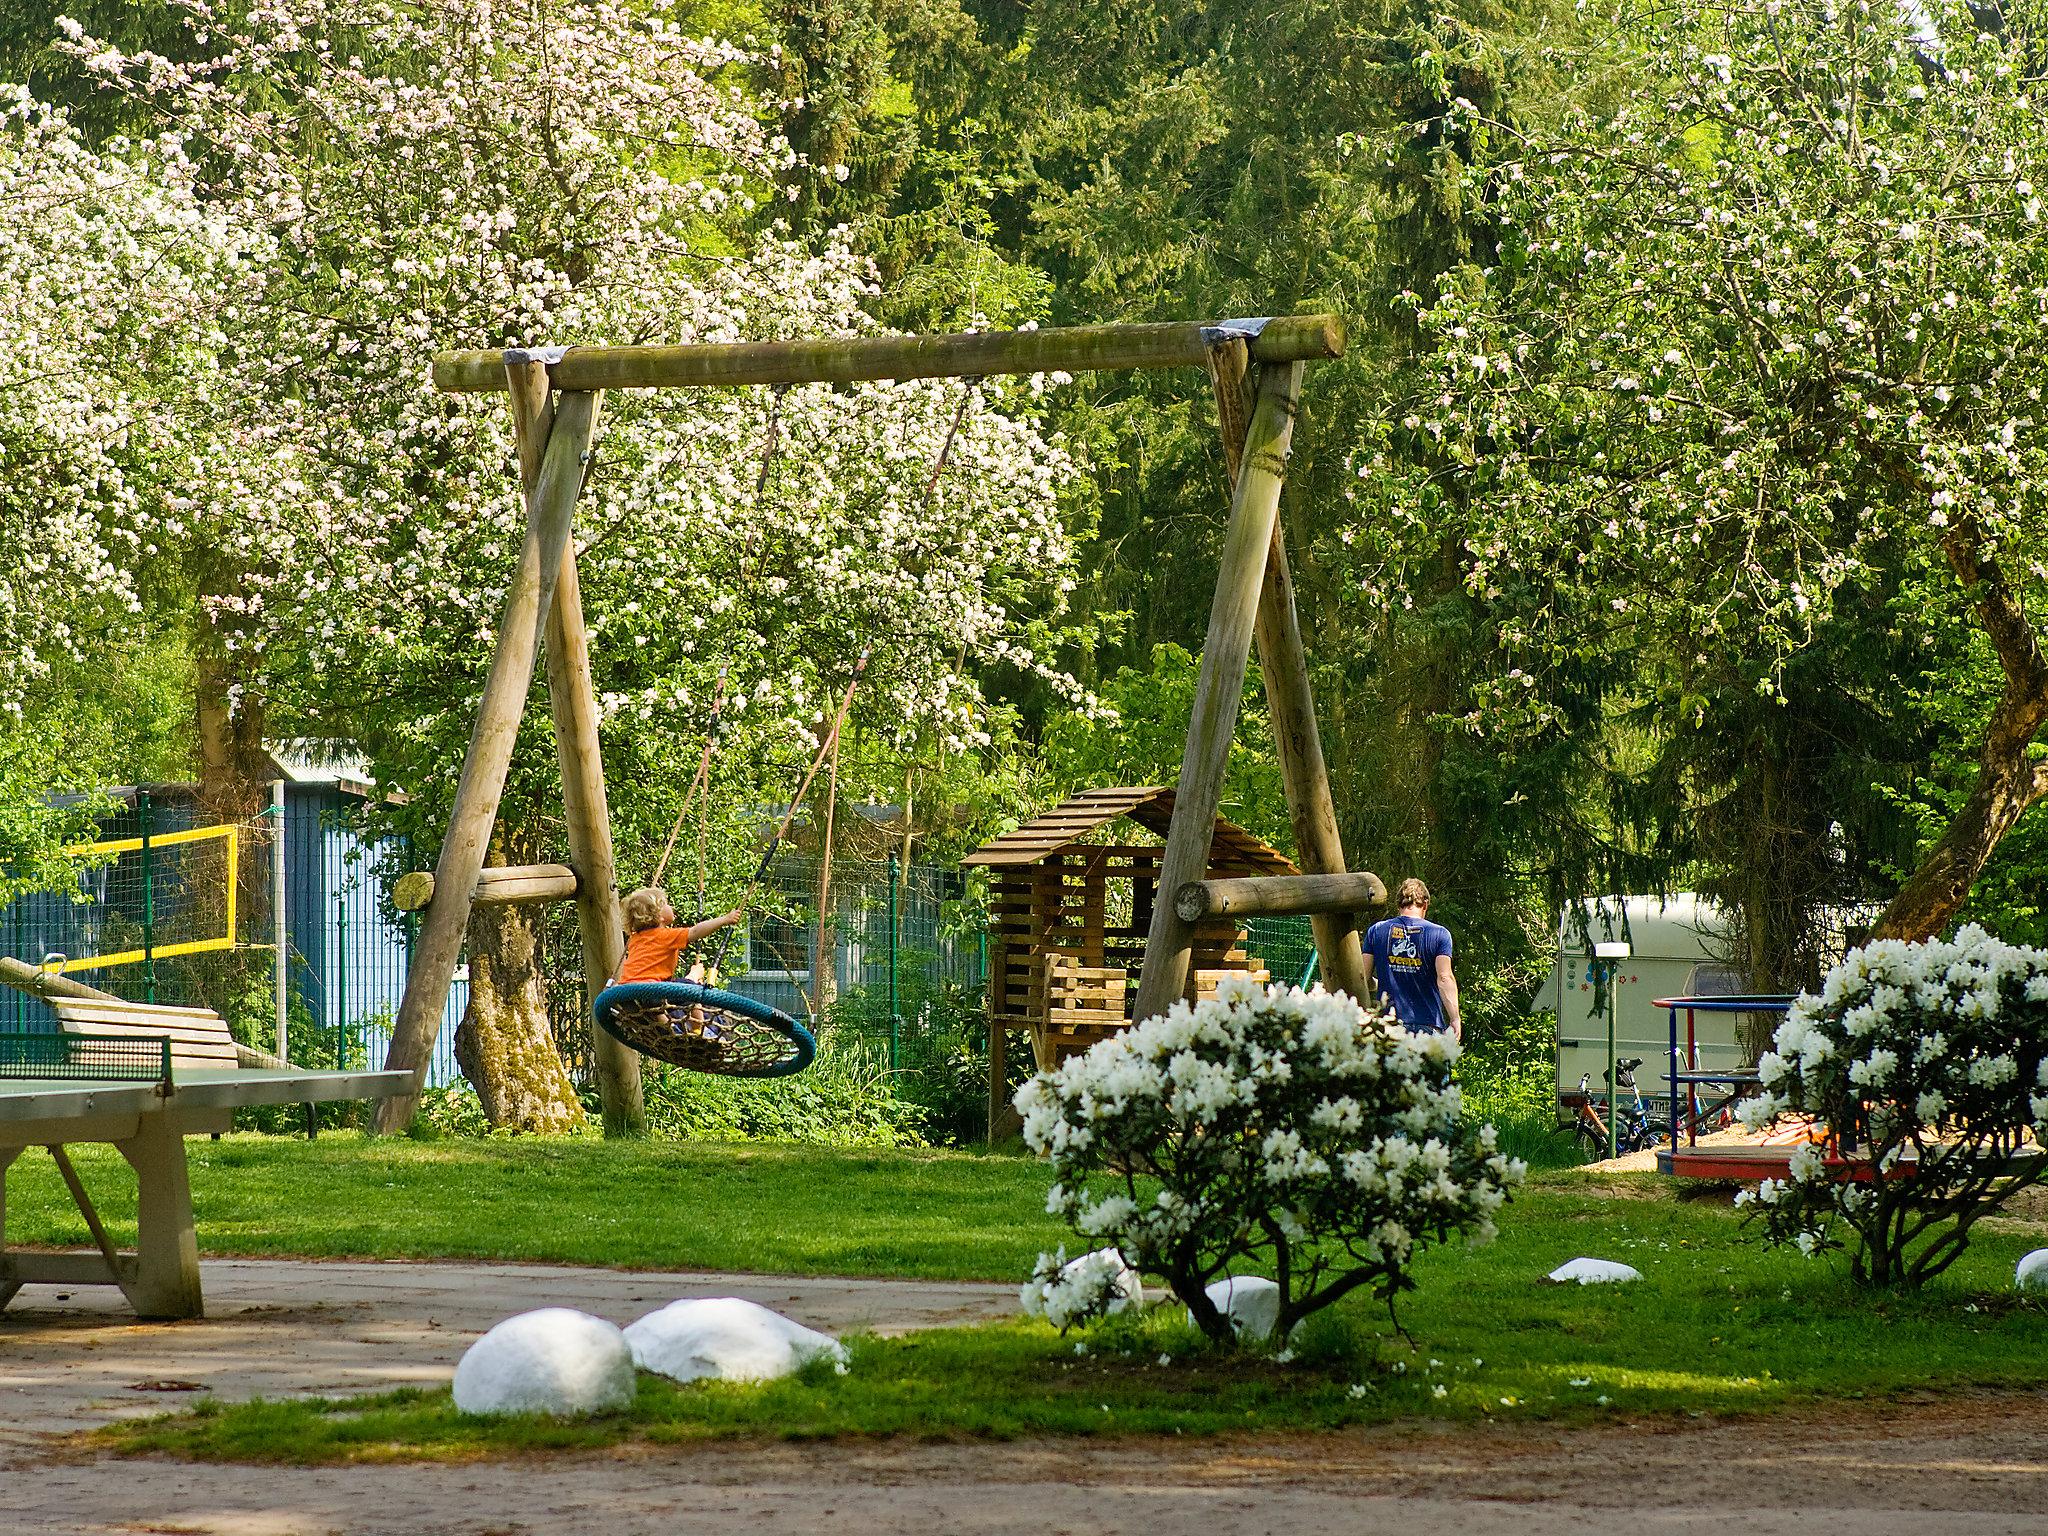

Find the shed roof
[[961, 786, 1298, 874]]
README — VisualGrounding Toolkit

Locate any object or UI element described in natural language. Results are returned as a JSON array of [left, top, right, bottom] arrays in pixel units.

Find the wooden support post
[[434, 315, 1348, 395], [391, 864, 580, 911], [0, 1145, 22, 1311], [509, 362, 646, 1138], [1208, 341, 1372, 1000], [1175, 872, 1389, 922], [0, 957, 121, 1004], [1132, 362, 1306, 1024], [374, 385, 604, 1132]]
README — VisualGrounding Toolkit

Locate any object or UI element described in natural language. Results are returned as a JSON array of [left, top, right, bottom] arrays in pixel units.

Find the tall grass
[[1456, 1009, 1576, 1170]]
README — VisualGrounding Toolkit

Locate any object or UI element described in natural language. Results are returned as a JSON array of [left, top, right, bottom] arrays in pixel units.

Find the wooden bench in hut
[[964, 786, 1297, 1126]]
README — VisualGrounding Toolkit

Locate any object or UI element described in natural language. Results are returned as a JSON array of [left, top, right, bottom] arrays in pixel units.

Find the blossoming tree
[[0, 88, 246, 894], [1363, 0, 2048, 943], [59, 0, 1082, 1125], [1739, 927, 2048, 1286], [1017, 979, 1524, 1343]]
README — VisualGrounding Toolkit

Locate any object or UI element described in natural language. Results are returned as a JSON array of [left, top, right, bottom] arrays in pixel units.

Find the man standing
[[1362, 878, 1462, 1039]]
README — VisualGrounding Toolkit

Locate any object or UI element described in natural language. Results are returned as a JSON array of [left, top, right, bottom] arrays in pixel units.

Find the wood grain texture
[[1131, 362, 1305, 1024], [434, 316, 1346, 393], [375, 387, 602, 1132]]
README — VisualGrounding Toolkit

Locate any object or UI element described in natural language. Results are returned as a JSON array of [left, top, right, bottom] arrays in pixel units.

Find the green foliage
[[635, 1049, 930, 1147], [1040, 643, 1287, 847]]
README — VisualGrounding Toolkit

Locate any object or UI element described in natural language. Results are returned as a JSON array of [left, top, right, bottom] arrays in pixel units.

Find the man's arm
[[1434, 953, 1463, 1042]]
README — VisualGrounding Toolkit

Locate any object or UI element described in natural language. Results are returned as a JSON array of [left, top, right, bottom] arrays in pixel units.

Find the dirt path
[[3, 1395, 2044, 1535], [3, 1257, 2043, 1535], [0, 1254, 1015, 1436]]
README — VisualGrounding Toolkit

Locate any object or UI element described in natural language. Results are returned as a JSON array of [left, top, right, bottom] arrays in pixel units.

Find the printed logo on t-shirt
[[1388, 923, 1423, 969]]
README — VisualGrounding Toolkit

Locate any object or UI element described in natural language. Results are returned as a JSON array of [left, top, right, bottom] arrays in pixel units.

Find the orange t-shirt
[[617, 924, 692, 984]]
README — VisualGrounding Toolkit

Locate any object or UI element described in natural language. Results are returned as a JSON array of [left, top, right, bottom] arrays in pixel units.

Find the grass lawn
[[12, 1133, 2041, 1462], [4, 1133, 1063, 1280]]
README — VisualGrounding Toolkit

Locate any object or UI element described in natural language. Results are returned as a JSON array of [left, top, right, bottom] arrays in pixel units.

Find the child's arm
[[684, 907, 745, 946]]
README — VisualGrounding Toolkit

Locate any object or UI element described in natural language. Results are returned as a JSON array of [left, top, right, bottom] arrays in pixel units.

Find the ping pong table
[[0, 1031, 410, 1319]]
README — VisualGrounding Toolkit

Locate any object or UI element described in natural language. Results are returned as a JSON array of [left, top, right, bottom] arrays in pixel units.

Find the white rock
[[1547, 1257, 1643, 1285], [625, 1297, 848, 1384], [1190, 1275, 1283, 1341], [452, 1308, 636, 1418], [2017, 1249, 2048, 1292]]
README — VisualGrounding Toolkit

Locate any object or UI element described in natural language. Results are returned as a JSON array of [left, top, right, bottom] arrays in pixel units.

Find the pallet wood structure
[[378, 314, 1373, 1136], [965, 787, 1299, 1087]]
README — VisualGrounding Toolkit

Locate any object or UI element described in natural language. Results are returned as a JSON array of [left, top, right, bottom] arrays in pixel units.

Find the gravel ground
[[2, 1255, 2042, 1536]]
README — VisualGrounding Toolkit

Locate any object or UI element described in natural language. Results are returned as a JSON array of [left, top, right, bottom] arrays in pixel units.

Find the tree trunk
[[453, 835, 587, 1133], [1874, 721, 2048, 939], [1875, 521, 2048, 940], [193, 614, 273, 1018]]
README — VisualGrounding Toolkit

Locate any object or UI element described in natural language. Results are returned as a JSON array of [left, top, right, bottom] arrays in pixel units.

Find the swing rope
[[707, 647, 869, 977], [651, 665, 728, 892]]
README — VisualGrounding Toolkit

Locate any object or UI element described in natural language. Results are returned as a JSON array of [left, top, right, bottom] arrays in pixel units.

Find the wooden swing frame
[[375, 315, 1371, 1136]]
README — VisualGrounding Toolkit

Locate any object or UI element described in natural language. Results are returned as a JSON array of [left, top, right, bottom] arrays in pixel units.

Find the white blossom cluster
[[1017, 1245, 1144, 1332], [0, 88, 252, 718], [1737, 926, 2048, 1281], [1015, 978, 1524, 1342], [44, 0, 1086, 789]]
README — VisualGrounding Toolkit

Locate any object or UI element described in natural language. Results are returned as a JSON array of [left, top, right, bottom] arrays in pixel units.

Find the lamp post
[[1593, 940, 1631, 1159]]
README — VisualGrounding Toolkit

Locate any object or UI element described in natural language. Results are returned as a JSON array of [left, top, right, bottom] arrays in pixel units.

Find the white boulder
[[452, 1308, 637, 1417], [1190, 1274, 1283, 1341], [1547, 1257, 1643, 1285], [625, 1297, 848, 1384], [2017, 1249, 2048, 1292]]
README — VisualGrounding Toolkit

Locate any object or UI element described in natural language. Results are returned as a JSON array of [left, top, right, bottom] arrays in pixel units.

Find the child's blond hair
[[621, 887, 669, 932]]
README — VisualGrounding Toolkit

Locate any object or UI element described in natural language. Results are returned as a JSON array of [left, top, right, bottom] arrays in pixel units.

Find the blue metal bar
[[1669, 999, 1679, 1156]]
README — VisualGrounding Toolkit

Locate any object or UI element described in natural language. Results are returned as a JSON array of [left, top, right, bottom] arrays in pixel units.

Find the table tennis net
[[0, 1030, 172, 1083]]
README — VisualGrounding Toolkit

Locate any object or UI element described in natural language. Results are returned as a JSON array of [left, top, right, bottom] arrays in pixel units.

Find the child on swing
[[617, 888, 744, 1040]]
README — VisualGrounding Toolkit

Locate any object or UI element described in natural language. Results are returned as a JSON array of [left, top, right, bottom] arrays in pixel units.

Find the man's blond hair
[[1395, 877, 1431, 909], [621, 887, 669, 932]]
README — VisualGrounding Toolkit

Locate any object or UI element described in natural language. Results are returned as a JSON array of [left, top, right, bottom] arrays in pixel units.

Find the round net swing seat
[[593, 981, 816, 1078]]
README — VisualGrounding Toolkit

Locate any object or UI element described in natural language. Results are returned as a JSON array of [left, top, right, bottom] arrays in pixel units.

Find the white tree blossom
[[55, 0, 1084, 805]]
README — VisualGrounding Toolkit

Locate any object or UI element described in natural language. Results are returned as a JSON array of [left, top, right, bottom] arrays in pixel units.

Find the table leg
[[0, 1145, 22, 1311], [114, 1112, 202, 1320]]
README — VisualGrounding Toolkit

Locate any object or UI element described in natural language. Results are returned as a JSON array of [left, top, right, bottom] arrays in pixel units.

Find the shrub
[[1738, 926, 2048, 1287], [636, 1044, 929, 1147], [1015, 979, 1525, 1344]]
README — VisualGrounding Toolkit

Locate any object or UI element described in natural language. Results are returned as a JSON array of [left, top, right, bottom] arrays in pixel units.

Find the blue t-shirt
[[1364, 915, 1453, 1031]]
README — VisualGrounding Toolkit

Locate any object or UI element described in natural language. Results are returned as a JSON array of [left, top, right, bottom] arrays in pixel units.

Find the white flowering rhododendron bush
[[1738, 928, 2048, 1287], [55, 0, 1085, 802], [1015, 979, 1525, 1344]]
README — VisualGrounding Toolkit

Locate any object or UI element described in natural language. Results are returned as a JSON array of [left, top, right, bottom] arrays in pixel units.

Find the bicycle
[[1565, 1057, 1673, 1162]]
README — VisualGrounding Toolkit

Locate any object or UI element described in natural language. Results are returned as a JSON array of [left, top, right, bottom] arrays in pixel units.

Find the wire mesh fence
[[3, 790, 1323, 1135], [0, 787, 465, 1086]]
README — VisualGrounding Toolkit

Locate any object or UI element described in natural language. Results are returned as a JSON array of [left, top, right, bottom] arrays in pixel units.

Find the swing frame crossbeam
[[375, 315, 1374, 1140]]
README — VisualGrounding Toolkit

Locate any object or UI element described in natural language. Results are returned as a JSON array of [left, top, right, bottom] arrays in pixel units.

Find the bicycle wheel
[[1626, 1117, 1674, 1155], [1574, 1115, 1621, 1162]]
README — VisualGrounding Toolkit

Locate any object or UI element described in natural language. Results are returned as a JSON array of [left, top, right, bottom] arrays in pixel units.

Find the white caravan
[[1532, 894, 1753, 1105]]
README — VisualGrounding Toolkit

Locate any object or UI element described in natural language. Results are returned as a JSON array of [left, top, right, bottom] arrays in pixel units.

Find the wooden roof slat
[[961, 786, 1296, 874]]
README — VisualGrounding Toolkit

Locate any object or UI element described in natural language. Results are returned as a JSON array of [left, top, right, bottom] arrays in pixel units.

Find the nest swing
[[593, 980, 815, 1078]]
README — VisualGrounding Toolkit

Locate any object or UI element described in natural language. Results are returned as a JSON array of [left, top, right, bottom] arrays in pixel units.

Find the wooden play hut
[[965, 786, 1299, 1083]]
